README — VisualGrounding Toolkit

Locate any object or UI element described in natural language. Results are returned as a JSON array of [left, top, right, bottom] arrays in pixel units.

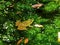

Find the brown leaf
[[24, 38, 29, 44], [17, 38, 22, 45]]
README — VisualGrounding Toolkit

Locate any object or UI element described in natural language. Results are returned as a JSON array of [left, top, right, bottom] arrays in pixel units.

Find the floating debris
[[32, 3, 43, 9], [34, 24, 43, 28]]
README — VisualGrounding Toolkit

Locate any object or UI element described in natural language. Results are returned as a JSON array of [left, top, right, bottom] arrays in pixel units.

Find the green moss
[[43, 2, 59, 12], [0, 40, 4, 45], [0, 0, 60, 45]]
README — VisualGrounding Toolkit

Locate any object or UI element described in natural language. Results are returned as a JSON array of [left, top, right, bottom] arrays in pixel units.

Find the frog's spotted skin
[[15, 19, 34, 30]]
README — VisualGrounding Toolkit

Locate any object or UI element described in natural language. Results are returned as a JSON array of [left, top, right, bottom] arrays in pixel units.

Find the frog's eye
[[15, 20, 20, 26]]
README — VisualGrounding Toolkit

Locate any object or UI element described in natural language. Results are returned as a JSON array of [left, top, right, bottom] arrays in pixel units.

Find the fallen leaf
[[17, 38, 22, 45], [24, 38, 29, 44]]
